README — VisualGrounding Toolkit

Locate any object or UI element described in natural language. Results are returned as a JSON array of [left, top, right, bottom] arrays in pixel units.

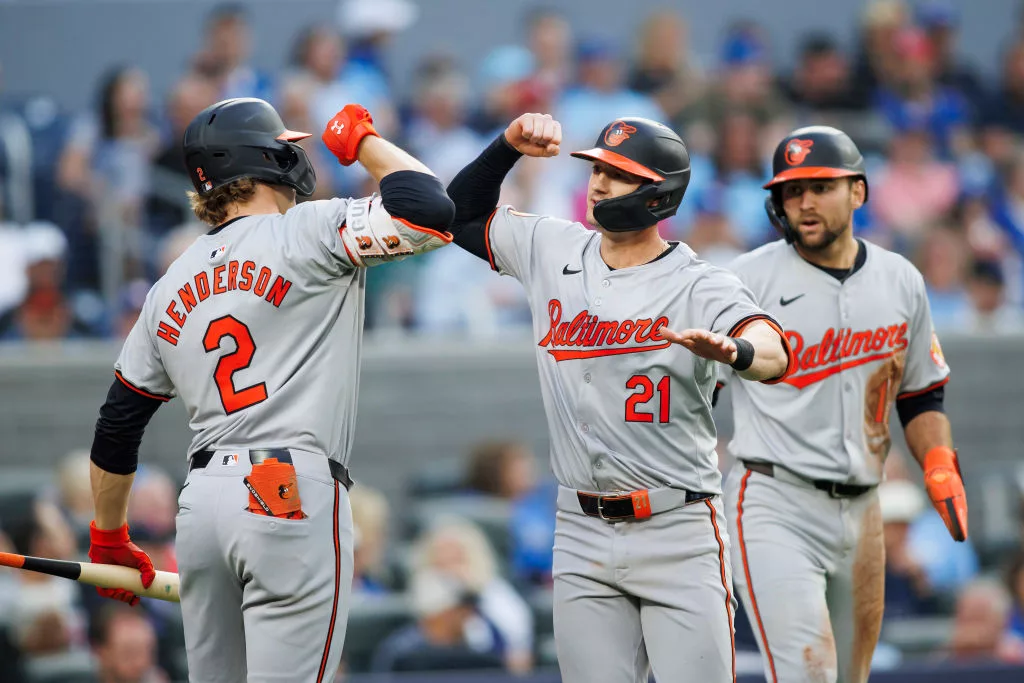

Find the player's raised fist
[[322, 104, 380, 166], [659, 328, 738, 364], [504, 113, 562, 158]]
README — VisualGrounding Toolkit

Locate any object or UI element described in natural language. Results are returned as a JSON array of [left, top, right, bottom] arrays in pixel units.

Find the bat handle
[[79, 564, 181, 603]]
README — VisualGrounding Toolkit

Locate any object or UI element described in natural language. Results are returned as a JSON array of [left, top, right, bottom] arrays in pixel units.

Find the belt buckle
[[827, 482, 852, 499], [596, 495, 610, 521]]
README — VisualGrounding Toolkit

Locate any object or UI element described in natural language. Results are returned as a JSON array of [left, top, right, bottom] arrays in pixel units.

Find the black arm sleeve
[[90, 379, 164, 475], [445, 134, 523, 261], [378, 170, 455, 232], [896, 386, 945, 427]]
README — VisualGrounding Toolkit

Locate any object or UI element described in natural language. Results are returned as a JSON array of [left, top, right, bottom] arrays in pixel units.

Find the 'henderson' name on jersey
[[156, 258, 293, 346]]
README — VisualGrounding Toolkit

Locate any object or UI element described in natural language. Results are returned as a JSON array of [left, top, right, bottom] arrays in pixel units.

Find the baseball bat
[[0, 551, 180, 602]]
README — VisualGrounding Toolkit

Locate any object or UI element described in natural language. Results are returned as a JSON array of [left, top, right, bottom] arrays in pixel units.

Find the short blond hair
[[187, 178, 258, 226]]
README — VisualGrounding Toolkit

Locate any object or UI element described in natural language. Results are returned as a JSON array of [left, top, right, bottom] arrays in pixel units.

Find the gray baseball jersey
[[484, 204, 787, 683], [116, 198, 364, 466], [486, 205, 779, 496], [723, 239, 949, 485], [721, 238, 949, 683], [116, 198, 372, 682]]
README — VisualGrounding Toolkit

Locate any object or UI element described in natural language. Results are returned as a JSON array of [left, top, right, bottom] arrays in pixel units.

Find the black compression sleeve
[[445, 134, 523, 261], [896, 387, 945, 427], [378, 171, 455, 232], [90, 379, 164, 475]]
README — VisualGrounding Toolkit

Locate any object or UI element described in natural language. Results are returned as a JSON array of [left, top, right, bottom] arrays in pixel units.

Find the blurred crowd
[[3, 437, 1024, 681], [2, 0, 1024, 340]]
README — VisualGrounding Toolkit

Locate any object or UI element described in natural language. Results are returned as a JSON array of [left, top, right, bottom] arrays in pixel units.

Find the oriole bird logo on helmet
[[603, 121, 638, 147], [784, 139, 814, 166]]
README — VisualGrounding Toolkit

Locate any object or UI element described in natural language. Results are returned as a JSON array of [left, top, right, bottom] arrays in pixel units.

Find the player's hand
[[88, 522, 156, 607], [322, 104, 380, 166], [504, 113, 561, 158], [659, 328, 738, 364], [923, 447, 968, 542]]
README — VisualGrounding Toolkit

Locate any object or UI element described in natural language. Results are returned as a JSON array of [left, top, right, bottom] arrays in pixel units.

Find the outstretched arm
[[661, 320, 790, 382]]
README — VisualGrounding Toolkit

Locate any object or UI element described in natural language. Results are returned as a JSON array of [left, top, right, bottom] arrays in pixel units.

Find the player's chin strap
[[764, 194, 796, 244], [339, 195, 453, 268]]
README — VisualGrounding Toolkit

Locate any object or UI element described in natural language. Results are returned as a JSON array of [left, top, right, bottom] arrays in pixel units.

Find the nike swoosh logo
[[562, 265, 582, 275], [779, 294, 805, 306]]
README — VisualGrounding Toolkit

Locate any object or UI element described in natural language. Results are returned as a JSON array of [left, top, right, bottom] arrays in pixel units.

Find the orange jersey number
[[625, 375, 670, 423], [203, 315, 268, 414]]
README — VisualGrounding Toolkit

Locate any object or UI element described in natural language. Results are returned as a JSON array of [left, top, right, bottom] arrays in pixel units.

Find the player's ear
[[849, 178, 866, 210]]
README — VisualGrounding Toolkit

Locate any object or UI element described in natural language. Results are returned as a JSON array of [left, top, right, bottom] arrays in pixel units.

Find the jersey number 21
[[625, 375, 670, 423]]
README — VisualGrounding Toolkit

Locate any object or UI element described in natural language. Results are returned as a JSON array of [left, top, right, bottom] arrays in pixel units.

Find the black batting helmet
[[763, 125, 868, 243], [571, 117, 690, 232], [183, 98, 317, 197]]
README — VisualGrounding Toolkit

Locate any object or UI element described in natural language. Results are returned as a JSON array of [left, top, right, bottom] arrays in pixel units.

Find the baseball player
[[719, 126, 969, 683], [86, 97, 454, 682], [445, 113, 794, 682]]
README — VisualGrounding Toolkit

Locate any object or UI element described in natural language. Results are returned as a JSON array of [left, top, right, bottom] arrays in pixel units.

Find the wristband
[[730, 337, 755, 371]]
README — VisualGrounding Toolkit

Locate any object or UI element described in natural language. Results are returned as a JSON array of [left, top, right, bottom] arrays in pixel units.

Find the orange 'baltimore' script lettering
[[155, 260, 292, 346], [782, 323, 909, 389], [538, 299, 670, 361]]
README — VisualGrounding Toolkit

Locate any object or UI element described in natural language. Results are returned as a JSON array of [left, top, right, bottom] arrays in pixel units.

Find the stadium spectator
[[6, 498, 88, 660], [916, 225, 971, 331], [964, 259, 1024, 333], [88, 604, 169, 683], [370, 569, 504, 673], [464, 440, 538, 502], [783, 33, 864, 115], [145, 74, 219, 239], [870, 124, 959, 247], [850, 0, 909, 107], [190, 3, 272, 102], [0, 222, 92, 341], [54, 449, 95, 547], [917, 1, 985, 106], [627, 10, 704, 123], [349, 484, 395, 596], [872, 27, 971, 159], [57, 66, 160, 290], [522, 7, 573, 102], [945, 579, 1024, 664], [413, 518, 534, 673], [982, 39, 1024, 140]]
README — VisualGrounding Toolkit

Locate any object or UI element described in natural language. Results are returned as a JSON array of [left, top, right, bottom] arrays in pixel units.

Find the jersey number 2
[[625, 375, 670, 423], [203, 316, 268, 414]]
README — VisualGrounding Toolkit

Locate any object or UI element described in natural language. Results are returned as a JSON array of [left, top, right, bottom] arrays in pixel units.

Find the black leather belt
[[743, 460, 872, 499], [189, 448, 353, 490], [576, 490, 713, 521]]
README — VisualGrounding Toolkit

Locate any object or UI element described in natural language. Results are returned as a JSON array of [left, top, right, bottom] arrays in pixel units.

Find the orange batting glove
[[923, 446, 968, 542], [88, 522, 156, 606], [322, 104, 379, 166]]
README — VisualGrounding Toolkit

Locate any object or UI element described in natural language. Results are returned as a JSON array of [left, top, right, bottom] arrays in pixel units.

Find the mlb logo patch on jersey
[[222, 454, 239, 466], [209, 245, 227, 263]]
